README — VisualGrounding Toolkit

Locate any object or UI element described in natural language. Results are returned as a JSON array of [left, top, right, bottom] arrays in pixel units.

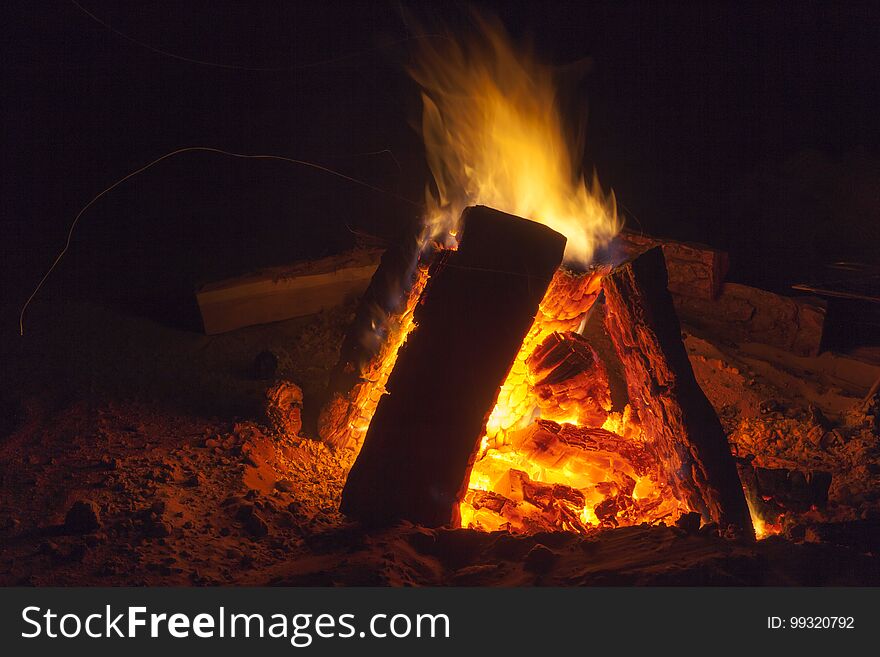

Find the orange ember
[[460, 271, 688, 534], [319, 264, 430, 450]]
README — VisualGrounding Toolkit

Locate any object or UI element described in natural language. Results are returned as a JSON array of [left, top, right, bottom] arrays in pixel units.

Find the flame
[[411, 15, 620, 265], [746, 498, 783, 540]]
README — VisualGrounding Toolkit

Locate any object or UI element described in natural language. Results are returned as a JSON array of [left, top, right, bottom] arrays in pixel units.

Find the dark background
[[3, 0, 879, 331]]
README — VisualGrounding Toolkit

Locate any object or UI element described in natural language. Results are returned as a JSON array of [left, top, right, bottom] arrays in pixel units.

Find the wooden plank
[[195, 248, 383, 334], [603, 246, 754, 537], [340, 206, 567, 527]]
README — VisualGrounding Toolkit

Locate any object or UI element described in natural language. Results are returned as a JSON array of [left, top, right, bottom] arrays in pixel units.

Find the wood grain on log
[[195, 248, 383, 335], [675, 283, 826, 357], [341, 206, 567, 526], [615, 231, 729, 300], [603, 246, 754, 536], [318, 224, 429, 448], [526, 331, 612, 426]]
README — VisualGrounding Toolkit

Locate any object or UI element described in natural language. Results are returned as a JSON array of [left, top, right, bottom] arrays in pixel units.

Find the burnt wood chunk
[[526, 331, 612, 426], [615, 231, 729, 299], [341, 206, 567, 526], [674, 283, 826, 357], [736, 461, 832, 524], [602, 247, 754, 537]]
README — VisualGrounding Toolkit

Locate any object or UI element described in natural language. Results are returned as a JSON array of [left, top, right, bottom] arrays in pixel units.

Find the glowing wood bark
[[318, 224, 428, 448], [341, 206, 567, 526], [602, 247, 754, 537]]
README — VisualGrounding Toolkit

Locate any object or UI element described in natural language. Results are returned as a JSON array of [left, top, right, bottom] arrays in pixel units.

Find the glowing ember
[[461, 275, 689, 534]]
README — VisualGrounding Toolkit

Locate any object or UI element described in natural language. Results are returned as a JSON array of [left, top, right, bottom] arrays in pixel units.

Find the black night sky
[[3, 1, 879, 330]]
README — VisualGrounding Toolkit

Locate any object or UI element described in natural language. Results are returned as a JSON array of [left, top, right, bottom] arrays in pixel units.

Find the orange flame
[[410, 15, 620, 265]]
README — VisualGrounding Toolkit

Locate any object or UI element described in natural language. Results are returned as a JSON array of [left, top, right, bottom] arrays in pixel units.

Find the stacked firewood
[[485, 266, 607, 445]]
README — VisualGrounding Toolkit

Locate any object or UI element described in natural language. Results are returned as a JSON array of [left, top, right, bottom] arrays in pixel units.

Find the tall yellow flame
[[411, 16, 620, 265]]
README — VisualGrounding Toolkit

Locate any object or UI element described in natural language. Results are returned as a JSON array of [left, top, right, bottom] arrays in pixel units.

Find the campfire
[[318, 19, 754, 540]]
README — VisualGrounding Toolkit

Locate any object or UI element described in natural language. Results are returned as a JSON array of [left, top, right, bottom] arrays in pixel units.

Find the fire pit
[[318, 18, 753, 539]]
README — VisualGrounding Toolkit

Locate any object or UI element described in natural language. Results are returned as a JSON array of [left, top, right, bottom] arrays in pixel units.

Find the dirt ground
[[1, 294, 878, 586]]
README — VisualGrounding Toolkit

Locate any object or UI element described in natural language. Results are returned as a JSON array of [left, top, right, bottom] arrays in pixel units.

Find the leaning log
[[602, 246, 754, 537], [614, 231, 729, 300], [317, 221, 430, 447], [341, 206, 567, 526]]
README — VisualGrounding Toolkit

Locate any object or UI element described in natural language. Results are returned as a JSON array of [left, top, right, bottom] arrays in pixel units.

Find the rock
[[144, 518, 172, 538], [275, 479, 295, 493], [819, 429, 845, 451], [235, 503, 269, 537], [675, 511, 702, 534], [264, 381, 303, 437], [183, 473, 203, 488], [64, 500, 101, 534], [253, 350, 278, 380], [39, 541, 61, 558], [524, 543, 557, 574]]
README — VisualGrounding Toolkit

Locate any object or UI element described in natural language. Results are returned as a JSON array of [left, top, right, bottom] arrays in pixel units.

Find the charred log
[[341, 206, 567, 526], [602, 246, 754, 537], [737, 460, 832, 524], [317, 221, 429, 447]]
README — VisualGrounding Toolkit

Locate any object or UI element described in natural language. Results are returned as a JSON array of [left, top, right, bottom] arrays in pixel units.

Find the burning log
[[318, 223, 429, 448], [526, 331, 612, 426], [485, 266, 607, 443], [341, 206, 567, 526], [603, 246, 754, 537]]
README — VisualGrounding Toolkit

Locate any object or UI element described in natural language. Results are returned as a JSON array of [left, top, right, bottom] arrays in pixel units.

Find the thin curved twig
[[19, 146, 422, 336]]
